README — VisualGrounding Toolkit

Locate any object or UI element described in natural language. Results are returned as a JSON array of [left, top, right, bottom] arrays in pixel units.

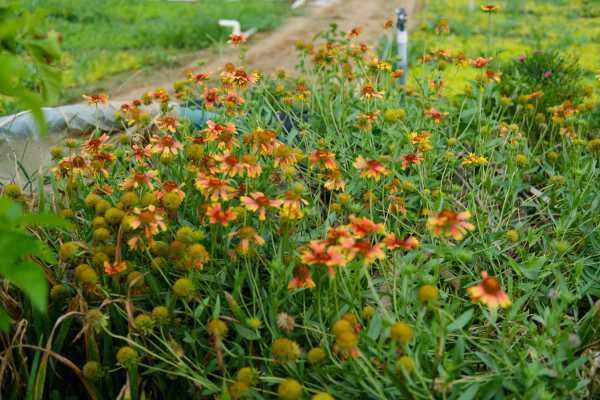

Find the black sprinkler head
[[396, 8, 408, 31]]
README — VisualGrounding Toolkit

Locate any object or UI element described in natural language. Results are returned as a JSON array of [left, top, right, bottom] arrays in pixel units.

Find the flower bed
[[2, 5, 600, 399]]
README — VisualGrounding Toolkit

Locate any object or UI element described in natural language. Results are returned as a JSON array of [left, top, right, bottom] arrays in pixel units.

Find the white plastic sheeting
[[0, 102, 214, 180], [0, 103, 123, 143], [0, 101, 215, 144]]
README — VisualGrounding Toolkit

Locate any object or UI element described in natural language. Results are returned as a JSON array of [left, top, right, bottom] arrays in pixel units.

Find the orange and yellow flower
[[481, 4, 500, 13], [470, 57, 493, 69], [383, 234, 419, 251], [156, 181, 186, 201], [353, 156, 389, 180], [485, 70, 502, 82], [228, 33, 247, 46], [241, 192, 283, 220], [206, 203, 238, 226], [288, 265, 316, 289], [349, 215, 384, 238], [151, 135, 182, 157], [424, 108, 449, 124], [427, 210, 475, 241], [243, 128, 279, 155], [221, 66, 259, 89], [82, 134, 110, 154], [121, 170, 160, 191], [400, 153, 424, 169], [309, 149, 338, 171], [524, 91, 544, 101], [324, 169, 346, 191], [205, 120, 237, 142], [203, 87, 220, 109], [229, 226, 265, 255], [129, 205, 167, 239], [347, 26, 363, 39], [195, 173, 236, 201], [467, 271, 511, 309], [351, 240, 385, 264], [462, 153, 488, 166], [273, 144, 303, 168], [104, 260, 127, 276], [241, 154, 262, 177], [300, 240, 347, 269], [280, 187, 308, 220], [156, 116, 180, 133], [213, 152, 245, 177], [130, 144, 152, 162], [408, 131, 431, 146], [361, 84, 383, 99], [83, 93, 109, 105]]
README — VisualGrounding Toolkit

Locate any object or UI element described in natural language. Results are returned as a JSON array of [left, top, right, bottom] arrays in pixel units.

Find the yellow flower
[[362, 305, 375, 320], [312, 393, 335, 400], [307, 347, 326, 364], [390, 322, 412, 346], [395, 356, 415, 374], [207, 319, 228, 337], [236, 367, 258, 385], [228, 381, 249, 400], [277, 378, 302, 400], [417, 284, 439, 303], [461, 153, 488, 166], [332, 319, 353, 337], [59, 241, 80, 261], [116, 346, 138, 366], [336, 330, 359, 352], [272, 338, 301, 362], [172, 278, 193, 298], [505, 230, 519, 242]]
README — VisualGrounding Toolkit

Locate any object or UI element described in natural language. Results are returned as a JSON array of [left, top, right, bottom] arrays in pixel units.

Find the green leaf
[[475, 352, 499, 371], [234, 324, 260, 341], [367, 313, 383, 339], [0, 231, 50, 267], [457, 384, 480, 400], [565, 356, 588, 373], [5, 261, 48, 313], [18, 212, 72, 229], [447, 309, 474, 332], [0, 305, 11, 332], [0, 197, 23, 223]]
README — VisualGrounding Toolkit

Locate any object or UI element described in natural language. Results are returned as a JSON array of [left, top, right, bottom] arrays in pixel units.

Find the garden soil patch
[[113, 0, 418, 101]]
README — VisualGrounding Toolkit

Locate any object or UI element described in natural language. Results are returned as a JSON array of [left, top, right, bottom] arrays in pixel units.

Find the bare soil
[[114, 0, 415, 101]]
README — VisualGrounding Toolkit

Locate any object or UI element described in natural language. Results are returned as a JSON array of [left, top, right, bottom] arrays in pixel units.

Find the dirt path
[[1, 0, 419, 184], [114, 0, 417, 101]]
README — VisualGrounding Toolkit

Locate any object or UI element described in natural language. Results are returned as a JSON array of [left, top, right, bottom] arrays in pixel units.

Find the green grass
[[408, 0, 600, 95], [25, 0, 289, 88]]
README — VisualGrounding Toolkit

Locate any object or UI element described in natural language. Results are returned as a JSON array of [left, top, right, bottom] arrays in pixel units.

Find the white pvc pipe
[[219, 19, 242, 36], [291, 0, 306, 9], [397, 29, 408, 85], [468, 0, 475, 11], [219, 19, 257, 39]]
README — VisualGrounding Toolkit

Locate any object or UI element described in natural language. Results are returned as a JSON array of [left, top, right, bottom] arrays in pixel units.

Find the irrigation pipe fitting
[[218, 19, 257, 39]]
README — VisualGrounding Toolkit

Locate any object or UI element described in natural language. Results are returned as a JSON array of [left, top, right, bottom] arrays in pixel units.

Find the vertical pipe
[[396, 8, 408, 86], [469, 0, 476, 12]]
